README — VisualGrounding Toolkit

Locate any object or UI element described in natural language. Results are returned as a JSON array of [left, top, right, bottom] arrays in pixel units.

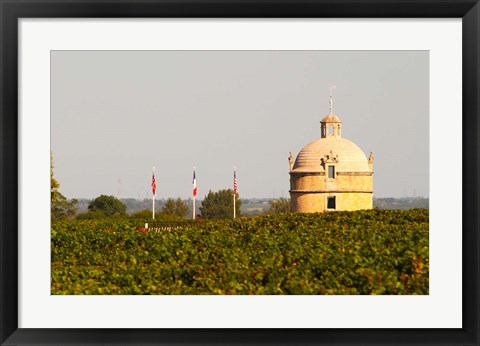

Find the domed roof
[[293, 137, 369, 172], [321, 114, 342, 123]]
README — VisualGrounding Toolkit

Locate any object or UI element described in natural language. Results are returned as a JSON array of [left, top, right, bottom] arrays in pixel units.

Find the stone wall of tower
[[337, 192, 373, 210], [290, 172, 373, 212], [291, 192, 326, 212], [290, 191, 372, 213], [290, 173, 373, 193], [335, 173, 373, 191]]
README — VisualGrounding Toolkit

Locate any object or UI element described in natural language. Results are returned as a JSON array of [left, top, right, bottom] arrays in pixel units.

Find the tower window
[[329, 124, 334, 136], [328, 165, 335, 179], [327, 196, 336, 209]]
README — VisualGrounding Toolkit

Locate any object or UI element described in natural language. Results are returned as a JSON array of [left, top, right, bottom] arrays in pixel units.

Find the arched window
[[329, 124, 334, 136]]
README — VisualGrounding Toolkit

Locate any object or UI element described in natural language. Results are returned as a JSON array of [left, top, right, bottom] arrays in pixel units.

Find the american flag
[[151, 172, 156, 195], [233, 170, 238, 197], [193, 170, 197, 197]]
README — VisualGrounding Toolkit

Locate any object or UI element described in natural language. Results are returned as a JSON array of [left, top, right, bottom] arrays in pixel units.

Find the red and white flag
[[192, 170, 197, 197], [233, 170, 238, 197], [151, 172, 157, 196]]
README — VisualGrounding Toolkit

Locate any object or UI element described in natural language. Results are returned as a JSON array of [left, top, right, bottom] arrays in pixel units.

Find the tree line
[[51, 154, 289, 221], [75, 191, 244, 220]]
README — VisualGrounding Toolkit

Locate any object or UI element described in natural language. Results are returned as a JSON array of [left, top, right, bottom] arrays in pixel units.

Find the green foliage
[[130, 209, 153, 219], [76, 210, 108, 220], [51, 209, 429, 295], [130, 209, 187, 222], [51, 152, 77, 221], [162, 198, 189, 218], [155, 213, 186, 223], [268, 198, 291, 214], [88, 195, 126, 217], [200, 189, 241, 219]]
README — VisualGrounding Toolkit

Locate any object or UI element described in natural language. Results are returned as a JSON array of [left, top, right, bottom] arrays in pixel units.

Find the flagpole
[[193, 167, 196, 220], [152, 166, 155, 220], [233, 167, 236, 219]]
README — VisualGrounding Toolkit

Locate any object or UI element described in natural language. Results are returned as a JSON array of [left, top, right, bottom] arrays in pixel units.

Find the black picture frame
[[1, 1, 478, 345]]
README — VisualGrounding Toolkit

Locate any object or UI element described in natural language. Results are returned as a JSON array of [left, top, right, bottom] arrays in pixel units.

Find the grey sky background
[[51, 51, 429, 200]]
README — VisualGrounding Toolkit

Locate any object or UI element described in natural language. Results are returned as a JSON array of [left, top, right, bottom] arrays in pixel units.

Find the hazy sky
[[51, 50, 429, 200]]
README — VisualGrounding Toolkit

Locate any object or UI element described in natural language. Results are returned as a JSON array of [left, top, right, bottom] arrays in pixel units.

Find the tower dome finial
[[321, 86, 342, 138], [329, 85, 336, 115]]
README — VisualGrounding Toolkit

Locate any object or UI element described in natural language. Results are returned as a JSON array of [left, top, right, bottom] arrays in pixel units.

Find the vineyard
[[51, 209, 429, 295]]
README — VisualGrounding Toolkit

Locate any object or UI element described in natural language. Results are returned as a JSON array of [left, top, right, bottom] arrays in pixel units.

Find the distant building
[[289, 92, 373, 212]]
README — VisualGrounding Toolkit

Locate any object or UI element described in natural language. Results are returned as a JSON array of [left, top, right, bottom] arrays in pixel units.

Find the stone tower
[[289, 91, 373, 212]]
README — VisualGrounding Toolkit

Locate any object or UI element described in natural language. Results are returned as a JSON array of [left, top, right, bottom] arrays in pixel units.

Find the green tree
[[129, 209, 180, 222], [268, 198, 291, 214], [130, 209, 153, 219], [88, 195, 126, 217], [200, 189, 241, 219], [161, 198, 189, 218], [51, 152, 77, 221], [75, 210, 107, 220]]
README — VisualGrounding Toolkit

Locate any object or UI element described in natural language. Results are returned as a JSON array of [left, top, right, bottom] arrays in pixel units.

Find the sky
[[51, 50, 429, 200]]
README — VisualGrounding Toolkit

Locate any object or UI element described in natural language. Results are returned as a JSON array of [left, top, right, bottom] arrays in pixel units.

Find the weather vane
[[329, 85, 336, 115]]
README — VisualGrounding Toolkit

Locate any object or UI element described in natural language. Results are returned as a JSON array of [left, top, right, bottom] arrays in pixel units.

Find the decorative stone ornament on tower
[[289, 88, 373, 212]]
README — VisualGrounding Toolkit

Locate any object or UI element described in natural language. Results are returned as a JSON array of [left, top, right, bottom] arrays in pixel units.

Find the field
[[51, 209, 429, 295]]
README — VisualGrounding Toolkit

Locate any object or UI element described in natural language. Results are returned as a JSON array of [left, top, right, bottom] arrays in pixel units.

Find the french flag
[[192, 170, 197, 197]]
